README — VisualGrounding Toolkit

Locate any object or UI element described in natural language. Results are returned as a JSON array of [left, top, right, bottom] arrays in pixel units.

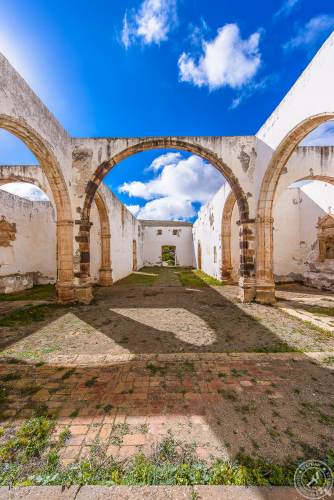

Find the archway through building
[[76, 141, 255, 303], [256, 115, 334, 303], [0, 123, 75, 303]]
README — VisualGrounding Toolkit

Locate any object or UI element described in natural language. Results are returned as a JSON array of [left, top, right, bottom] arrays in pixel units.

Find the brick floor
[[0, 351, 333, 464]]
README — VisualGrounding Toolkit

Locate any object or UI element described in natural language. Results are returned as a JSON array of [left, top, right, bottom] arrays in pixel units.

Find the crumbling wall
[[141, 221, 194, 267], [273, 183, 332, 284], [192, 183, 232, 280], [108, 190, 143, 281], [0, 190, 56, 292]]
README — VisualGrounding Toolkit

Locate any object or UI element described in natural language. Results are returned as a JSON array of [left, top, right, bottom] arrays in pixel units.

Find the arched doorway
[[94, 191, 112, 286], [0, 119, 75, 302], [77, 139, 255, 303], [197, 241, 202, 271], [221, 190, 236, 282], [256, 114, 334, 303]]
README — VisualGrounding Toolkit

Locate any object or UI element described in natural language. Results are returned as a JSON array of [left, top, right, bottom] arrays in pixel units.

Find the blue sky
[[0, 0, 334, 220]]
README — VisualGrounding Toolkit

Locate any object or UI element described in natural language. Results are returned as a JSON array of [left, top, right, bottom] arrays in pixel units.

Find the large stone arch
[[0, 119, 75, 302], [77, 138, 255, 303], [256, 114, 334, 303], [94, 190, 112, 286], [221, 190, 237, 282]]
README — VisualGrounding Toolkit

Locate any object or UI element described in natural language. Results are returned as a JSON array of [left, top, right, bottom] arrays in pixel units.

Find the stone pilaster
[[255, 216, 276, 304], [238, 219, 256, 302], [74, 218, 94, 303], [56, 220, 75, 303], [99, 230, 113, 286]]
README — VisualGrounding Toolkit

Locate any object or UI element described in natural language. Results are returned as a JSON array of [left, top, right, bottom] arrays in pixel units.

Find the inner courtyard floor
[[0, 267, 333, 470]]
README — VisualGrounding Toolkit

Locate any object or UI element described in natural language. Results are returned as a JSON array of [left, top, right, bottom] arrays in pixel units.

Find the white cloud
[[121, 13, 131, 49], [178, 23, 262, 91], [119, 154, 223, 202], [137, 196, 195, 220], [118, 153, 224, 220], [121, 0, 177, 48], [230, 74, 277, 109], [125, 204, 141, 216], [301, 121, 334, 146], [275, 0, 300, 18], [284, 15, 334, 51], [0, 182, 49, 201], [148, 152, 181, 171]]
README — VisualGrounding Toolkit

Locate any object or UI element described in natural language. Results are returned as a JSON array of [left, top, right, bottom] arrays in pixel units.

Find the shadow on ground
[[0, 268, 333, 464]]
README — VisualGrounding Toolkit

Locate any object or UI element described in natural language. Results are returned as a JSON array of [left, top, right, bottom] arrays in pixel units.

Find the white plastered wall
[[142, 222, 194, 267], [0, 190, 56, 282], [192, 183, 231, 280], [273, 182, 332, 281]]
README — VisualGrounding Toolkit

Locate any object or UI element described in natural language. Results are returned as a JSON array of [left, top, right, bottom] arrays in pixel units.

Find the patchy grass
[[177, 269, 224, 287], [85, 376, 98, 388], [117, 268, 159, 286], [300, 320, 332, 339], [0, 419, 332, 487], [324, 356, 334, 365], [304, 306, 334, 317], [249, 343, 303, 353], [61, 369, 76, 380], [146, 363, 168, 376], [0, 284, 56, 302], [0, 304, 65, 327]]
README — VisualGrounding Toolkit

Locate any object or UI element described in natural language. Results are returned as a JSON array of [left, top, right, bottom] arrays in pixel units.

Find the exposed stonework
[[0, 32, 334, 302], [0, 216, 16, 247]]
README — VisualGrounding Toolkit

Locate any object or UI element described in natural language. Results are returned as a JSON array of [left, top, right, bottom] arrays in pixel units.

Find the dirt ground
[[0, 268, 334, 359], [0, 267, 333, 464]]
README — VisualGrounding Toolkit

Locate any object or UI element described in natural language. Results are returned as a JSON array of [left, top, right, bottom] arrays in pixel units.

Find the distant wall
[[0, 183, 144, 292], [0, 190, 56, 290], [104, 187, 143, 282], [192, 183, 236, 280], [141, 221, 194, 267]]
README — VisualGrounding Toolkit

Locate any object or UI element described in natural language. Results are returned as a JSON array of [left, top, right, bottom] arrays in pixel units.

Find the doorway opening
[[162, 245, 176, 266]]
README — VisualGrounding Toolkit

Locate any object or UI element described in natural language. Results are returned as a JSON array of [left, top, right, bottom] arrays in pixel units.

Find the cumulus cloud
[[118, 153, 224, 220], [121, 0, 177, 48], [283, 15, 334, 52], [300, 121, 334, 146], [0, 182, 48, 201], [275, 0, 300, 19], [137, 197, 195, 220], [148, 152, 181, 171], [178, 23, 262, 91], [125, 204, 141, 216]]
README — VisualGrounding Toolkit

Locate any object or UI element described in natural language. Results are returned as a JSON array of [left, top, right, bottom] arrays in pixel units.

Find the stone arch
[[0, 116, 74, 302], [256, 113, 334, 303], [94, 190, 112, 286], [197, 241, 202, 271], [77, 138, 255, 302], [221, 190, 237, 282]]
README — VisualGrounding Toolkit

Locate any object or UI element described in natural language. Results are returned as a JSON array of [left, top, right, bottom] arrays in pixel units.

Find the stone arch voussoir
[[0, 115, 75, 302], [256, 113, 334, 304]]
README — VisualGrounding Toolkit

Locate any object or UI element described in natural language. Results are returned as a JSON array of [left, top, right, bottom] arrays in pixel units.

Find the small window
[[173, 229, 181, 236], [213, 245, 217, 263], [157, 229, 162, 235]]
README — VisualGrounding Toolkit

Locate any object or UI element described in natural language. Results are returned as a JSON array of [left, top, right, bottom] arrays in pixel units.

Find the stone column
[[221, 221, 233, 282], [55, 220, 75, 303], [74, 219, 93, 304], [238, 219, 256, 302], [255, 216, 276, 304], [99, 230, 113, 286]]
